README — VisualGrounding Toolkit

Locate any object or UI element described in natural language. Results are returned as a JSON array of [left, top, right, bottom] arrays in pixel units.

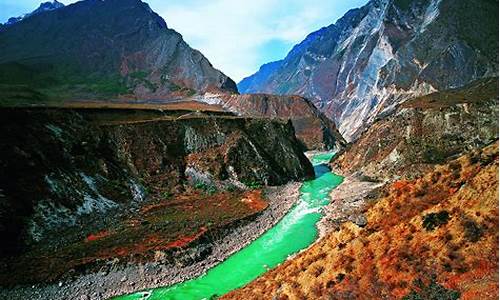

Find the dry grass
[[402, 77, 498, 110], [224, 142, 499, 300]]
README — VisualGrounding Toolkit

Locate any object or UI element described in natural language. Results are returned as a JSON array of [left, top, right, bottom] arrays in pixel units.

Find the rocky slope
[[239, 0, 498, 141], [224, 141, 499, 300], [0, 0, 236, 104], [0, 183, 301, 300], [196, 93, 347, 151], [331, 77, 499, 180], [0, 108, 313, 260]]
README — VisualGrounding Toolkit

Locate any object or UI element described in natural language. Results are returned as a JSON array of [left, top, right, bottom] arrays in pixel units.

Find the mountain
[[29, 0, 65, 15], [331, 77, 499, 180], [197, 93, 347, 151], [237, 61, 282, 95], [0, 0, 237, 103], [4, 0, 65, 26], [239, 0, 498, 141]]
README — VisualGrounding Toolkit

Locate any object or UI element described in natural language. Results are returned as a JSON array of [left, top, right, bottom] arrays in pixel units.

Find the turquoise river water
[[115, 152, 343, 300]]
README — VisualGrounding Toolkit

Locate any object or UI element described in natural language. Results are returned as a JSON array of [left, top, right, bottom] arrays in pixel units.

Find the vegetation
[[0, 62, 130, 105], [461, 217, 484, 242], [243, 180, 263, 190], [422, 211, 450, 231], [194, 182, 218, 195], [223, 143, 499, 299], [129, 70, 158, 92], [129, 71, 148, 80], [404, 278, 460, 300], [0, 184, 267, 285]]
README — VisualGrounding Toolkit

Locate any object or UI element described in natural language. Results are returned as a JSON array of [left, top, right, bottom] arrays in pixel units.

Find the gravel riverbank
[[0, 183, 301, 300], [318, 176, 384, 237]]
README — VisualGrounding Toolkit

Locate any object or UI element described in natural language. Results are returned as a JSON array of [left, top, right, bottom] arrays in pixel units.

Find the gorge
[[0, 0, 498, 299]]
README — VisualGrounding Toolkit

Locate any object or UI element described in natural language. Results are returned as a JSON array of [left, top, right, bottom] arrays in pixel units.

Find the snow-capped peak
[[4, 0, 65, 26]]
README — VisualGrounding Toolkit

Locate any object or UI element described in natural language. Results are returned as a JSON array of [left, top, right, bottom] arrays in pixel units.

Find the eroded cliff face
[[0, 0, 236, 103], [331, 78, 499, 180], [196, 93, 347, 151], [0, 108, 313, 255], [239, 0, 498, 141], [224, 142, 499, 300]]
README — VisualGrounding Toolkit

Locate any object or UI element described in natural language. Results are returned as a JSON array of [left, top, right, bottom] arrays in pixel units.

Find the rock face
[[0, 108, 313, 255], [331, 77, 499, 180], [196, 93, 347, 151], [4, 0, 65, 26], [239, 0, 498, 141], [0, 0, 237, 103]]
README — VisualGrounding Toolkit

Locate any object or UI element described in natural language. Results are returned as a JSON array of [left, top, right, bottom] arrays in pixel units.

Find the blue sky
[[1, 0, 369, 81]]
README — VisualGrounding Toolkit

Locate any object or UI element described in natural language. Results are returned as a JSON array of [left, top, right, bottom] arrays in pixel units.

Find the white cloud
[[153, 0, 368, 82], [155, 0, 277, 81]]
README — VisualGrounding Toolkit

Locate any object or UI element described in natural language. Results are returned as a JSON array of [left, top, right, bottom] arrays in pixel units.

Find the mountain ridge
[[239, 0, 498, 141], [3, 0, 65, 26], [0, 0, 237, 103]]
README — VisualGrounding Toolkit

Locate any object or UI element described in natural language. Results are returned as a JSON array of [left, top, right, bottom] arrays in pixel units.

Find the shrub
[[422, 144, 446, 164], [422, 211, 450, 231], [243, 180, 263, 190], [194, 182, 217, 195], [162, 191, 172, 199], [403, 278, 460, 300], [225, 185, 238, 192], [462, 217, 483, 242], [129, 71, 148, 80]]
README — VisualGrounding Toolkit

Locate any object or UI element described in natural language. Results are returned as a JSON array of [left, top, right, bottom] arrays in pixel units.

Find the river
[[115, 152, 343, 300]]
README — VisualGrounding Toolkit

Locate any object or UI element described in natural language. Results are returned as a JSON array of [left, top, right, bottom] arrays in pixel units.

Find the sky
[[0, 0, 369, 82]]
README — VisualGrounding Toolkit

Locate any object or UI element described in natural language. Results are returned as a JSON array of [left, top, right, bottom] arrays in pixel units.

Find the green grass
[[194, 182, 218, 195], [129, 71, 148, 80], [243, 181, 263, 190], [0, 62, 130, 104]]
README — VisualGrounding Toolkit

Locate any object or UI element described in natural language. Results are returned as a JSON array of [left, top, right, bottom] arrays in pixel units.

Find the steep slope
[[197, 93, 347, 151], [224, 142, 499, 299], [0, 0, 237, 104], [237, 61, 282, 95], [331, 77, 499, 180], [239, 0, 498, 141], [0, 108, 313, 256]]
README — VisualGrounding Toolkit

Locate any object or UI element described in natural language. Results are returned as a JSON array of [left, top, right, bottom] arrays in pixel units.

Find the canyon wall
[[0, 108, 313, 255], [197, 93, 347, 151], [331, 77, 499, 180]]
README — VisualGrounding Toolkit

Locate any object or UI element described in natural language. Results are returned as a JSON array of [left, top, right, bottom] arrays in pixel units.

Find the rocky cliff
[[196, 93, 347, 151], [331, 77, 499, 180], [0, 0, 237, 104], [239, 0, 498, 141], [0, 108, 313, 256]]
